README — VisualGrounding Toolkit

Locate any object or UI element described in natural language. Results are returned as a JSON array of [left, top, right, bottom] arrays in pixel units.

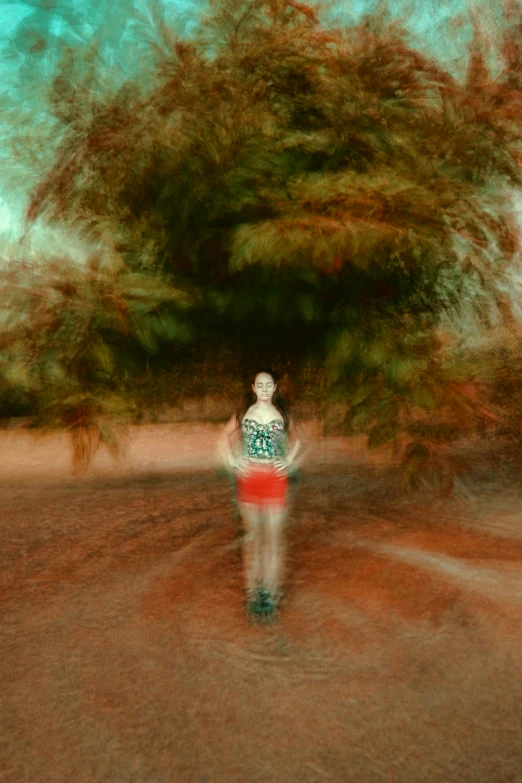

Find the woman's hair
[[237, 368, 291, 431]]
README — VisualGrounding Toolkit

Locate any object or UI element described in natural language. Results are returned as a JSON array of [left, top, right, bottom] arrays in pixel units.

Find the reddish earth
[[1, 423, 522, 782]]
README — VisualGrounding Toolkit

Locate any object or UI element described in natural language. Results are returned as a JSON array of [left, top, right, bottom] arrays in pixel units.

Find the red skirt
[[236, 462, 288, 506]]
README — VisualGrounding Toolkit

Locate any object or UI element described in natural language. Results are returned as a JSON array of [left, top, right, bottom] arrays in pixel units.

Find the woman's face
[[253, 373, 276, 403]]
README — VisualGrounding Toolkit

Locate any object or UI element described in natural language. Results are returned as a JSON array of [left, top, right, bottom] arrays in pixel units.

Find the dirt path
[[1, 424, 522, 782]]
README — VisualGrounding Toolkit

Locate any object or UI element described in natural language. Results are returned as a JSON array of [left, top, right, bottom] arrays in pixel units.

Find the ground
[[1, 422, 522, 783]]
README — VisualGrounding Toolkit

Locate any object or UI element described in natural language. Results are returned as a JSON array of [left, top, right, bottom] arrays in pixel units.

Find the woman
[[218, 369, 305, 621]]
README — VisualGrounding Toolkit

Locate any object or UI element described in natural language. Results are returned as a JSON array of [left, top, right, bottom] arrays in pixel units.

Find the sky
[[0, 0, 509, 249]]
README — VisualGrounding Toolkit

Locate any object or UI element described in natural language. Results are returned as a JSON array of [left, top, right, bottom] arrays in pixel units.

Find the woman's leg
[[263, 505, 288, 596], [237, 502, 264, 594]]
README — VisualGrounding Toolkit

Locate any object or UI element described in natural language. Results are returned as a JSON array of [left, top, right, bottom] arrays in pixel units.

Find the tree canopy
[[3, 0, 522, 475]]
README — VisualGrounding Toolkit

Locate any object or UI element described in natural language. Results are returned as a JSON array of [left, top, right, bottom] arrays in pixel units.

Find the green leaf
[[367, 420, 399, 448], [408, 383, 438, 410], [132, 318, 157, 352], [351, 383, 374, 406], [297, 293, 318, 322], [386, 356, 423, 388], [89, 340, 115, 375], [350, 405, 374, 432], [364, 340, 388, 369]]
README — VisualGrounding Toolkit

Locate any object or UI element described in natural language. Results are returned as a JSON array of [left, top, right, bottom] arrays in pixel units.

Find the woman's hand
[[273, 458, 289, 476], [232, 457, 250, 475]]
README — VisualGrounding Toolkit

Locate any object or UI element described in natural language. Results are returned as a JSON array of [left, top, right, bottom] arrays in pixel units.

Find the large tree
[[20, 0, 522, 476]]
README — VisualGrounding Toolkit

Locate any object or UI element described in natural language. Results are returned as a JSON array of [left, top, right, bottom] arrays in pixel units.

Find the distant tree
[[0, 251, 191, 468]]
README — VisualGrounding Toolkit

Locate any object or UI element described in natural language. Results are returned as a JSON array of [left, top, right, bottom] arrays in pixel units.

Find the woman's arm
[[285, 418, 309, 469], [217, 413, 241, 469]]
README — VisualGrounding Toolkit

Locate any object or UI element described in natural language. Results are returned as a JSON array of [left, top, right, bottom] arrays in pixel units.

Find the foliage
[[0, 251, 191, 467], [11, 0, 522, 486]]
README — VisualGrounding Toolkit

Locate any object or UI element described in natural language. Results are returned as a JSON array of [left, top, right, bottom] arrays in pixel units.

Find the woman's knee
[[239, 502, 261, 523], [264, 510, 286, 543], [265, 506, 287, 527], [238, 504, 263, 538]]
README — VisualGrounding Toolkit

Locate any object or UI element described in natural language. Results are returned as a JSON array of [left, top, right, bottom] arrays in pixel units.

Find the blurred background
[[4, 8, 522, 782], [1, 0, 522, 484]]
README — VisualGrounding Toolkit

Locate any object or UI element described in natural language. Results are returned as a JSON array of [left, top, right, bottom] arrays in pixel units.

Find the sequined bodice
[[241, 418, 286, 460]]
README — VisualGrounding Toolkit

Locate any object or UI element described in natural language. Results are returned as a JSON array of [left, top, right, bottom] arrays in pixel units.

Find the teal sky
[[0, 0, 508, 244]]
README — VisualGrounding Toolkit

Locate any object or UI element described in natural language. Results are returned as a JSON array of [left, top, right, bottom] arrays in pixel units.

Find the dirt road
[[1, 424, 522, 782]]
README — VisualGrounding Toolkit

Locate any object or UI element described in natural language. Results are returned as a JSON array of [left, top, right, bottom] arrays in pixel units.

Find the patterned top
[[241, 418, 286, 460]]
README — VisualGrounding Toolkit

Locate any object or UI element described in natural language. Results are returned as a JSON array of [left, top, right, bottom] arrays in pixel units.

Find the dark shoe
[[244, 589, 258, 618], [252, 588, 279, 623]]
